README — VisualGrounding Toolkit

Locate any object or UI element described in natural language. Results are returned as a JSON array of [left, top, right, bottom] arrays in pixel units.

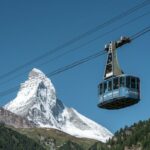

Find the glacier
[[4, 68, 113, 142]]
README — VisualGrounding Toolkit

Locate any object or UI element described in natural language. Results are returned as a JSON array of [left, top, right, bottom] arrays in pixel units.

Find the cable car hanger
[[98, 36, 140, 110]]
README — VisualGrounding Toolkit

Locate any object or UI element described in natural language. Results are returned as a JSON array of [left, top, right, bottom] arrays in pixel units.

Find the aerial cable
[[0, 26, 149, 98], [45, 25, 150, 78], [0, 0, 149, 80], [0, 11, 150, 86], [131, 26, 150, 40], [47, 51, 106, 77], [0, 50, 106, 97]]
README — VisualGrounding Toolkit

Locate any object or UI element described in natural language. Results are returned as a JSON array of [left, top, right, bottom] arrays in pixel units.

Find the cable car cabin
[[97, 37, 140, 110], [98, 75, 140, 109]]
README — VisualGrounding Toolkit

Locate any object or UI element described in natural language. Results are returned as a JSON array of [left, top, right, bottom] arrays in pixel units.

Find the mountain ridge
[[4, 68, 112, 142]]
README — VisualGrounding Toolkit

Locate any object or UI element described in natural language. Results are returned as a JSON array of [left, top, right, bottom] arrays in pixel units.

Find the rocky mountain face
[[4, 68, 113, 142], [0, 107, 34, 128]]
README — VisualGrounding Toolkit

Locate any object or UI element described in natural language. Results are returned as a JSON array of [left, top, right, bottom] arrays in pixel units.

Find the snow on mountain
[[4, 68, 113, 142]]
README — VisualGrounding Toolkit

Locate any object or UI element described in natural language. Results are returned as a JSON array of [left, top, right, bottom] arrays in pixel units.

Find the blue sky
[[0, 0, 149, 133]]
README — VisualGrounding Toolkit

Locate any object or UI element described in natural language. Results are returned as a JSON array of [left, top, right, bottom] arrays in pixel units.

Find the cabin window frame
[[131, 77, 136, 89], [126, 76, 130, 88], [113, 77, 119, 90], [137, 78, 140, 90], [120, 76, 125, 87], [108, 80, 112, 91], [104, 82, 107, 93], [99, 83, 103, 95]]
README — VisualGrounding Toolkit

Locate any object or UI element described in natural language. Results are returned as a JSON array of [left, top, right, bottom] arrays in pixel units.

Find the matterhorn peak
[[29, 68, 46, 79], [4, 68, 113, 142], [4, 68, 57, 117]]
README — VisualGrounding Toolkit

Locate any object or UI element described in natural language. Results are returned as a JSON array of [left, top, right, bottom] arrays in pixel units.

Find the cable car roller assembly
[[98, 36, 140, 109]]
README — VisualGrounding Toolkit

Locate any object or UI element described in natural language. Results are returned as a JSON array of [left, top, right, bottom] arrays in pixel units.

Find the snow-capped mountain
[[4, 68, 113, 142]]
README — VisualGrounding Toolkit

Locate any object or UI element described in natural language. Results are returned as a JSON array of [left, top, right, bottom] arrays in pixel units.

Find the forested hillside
[[1, 118, 150, 150], [90, 119, 150, 150], [0, 123, 44, 150]]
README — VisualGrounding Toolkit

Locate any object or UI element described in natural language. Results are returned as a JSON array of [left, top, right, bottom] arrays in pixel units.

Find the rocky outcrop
[[0, 107, 35, 128]]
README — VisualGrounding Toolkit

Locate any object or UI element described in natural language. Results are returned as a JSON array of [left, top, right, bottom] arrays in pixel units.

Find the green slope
[[106, 119, 150, 150], [0, 123, 44, 150], [3, 118, 150, 150], [89, 119, 150, 150], [58, 140, 84, 150], [15, 127, 100, 150]]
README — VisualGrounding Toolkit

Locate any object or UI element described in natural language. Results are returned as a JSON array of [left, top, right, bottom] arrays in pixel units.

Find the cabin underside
[[98, 97, 140, 109]]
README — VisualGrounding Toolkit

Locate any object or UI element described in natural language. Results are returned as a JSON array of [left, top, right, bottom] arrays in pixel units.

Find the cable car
[[98, 37, 140, 109]]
